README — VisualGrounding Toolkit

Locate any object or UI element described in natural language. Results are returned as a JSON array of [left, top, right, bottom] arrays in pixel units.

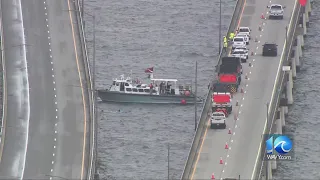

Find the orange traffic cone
[[225, 142, 229, 149], [240, 88, 244, 93], [228, 128, 232, 134], [236, 101, 239, 106], [261, 13, 265, 19], [220, 157, 224, 164], [211, 173, 215, 180]]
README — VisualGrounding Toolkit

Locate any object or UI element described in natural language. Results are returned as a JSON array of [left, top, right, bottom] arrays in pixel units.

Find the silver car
[[268, 4, 285, 19], [230, 49, 248, 63]]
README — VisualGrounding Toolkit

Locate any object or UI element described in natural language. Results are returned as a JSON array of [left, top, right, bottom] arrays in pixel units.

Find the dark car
[[262, 43, 278, 56]]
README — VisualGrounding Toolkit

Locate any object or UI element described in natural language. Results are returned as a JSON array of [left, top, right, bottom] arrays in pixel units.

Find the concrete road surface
[[191, 0, 296, 179], [0, 0, 89, 179]]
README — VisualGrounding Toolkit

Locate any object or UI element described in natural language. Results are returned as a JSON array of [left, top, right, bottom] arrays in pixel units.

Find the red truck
[[212, 92, 232, 113]]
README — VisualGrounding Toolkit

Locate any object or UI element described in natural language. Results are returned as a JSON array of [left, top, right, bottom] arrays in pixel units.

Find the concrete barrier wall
[[180, 1, 245, 179], [252, 0, 301, 179], [0, 2, 8, 164], [72, 1, 95, 180]]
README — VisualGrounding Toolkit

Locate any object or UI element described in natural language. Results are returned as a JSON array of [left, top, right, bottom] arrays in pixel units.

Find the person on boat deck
[[167, 82, 171, 93], [160, 82, 165, 94], [149, 83, 154, 93]]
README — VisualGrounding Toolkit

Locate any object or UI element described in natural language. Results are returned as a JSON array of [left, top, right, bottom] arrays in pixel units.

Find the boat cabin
[[109, 75, 192, 96]]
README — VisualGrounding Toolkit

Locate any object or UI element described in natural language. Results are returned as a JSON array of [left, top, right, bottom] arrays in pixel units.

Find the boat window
[[138, 89, 144, 92], [112, 81, 116, 85], [126, 88, 132, 91], [132, 88, 138, 92], [125, 83, 129, 86], [144, 89, 150, 93], [116, 82, 120, 86]]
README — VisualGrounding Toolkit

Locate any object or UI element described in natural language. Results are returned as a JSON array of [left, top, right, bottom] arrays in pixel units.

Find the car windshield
[[239, 28, 249, 32], [264, 44, 275, 48], [234, 38, 244, 42], [233, 51, 244, 54], [271, 6, 282, 10], [212, 113, 224, 117]]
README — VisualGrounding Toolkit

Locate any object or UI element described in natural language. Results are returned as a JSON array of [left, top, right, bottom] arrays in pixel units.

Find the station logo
[[265, 134, 294, 160]]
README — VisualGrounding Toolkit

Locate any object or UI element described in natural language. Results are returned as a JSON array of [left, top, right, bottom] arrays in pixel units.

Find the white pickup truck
[[210, 112, 226, 129]]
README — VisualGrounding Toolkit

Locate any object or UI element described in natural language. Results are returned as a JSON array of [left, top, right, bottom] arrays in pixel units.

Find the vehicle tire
[[222, 124, 226, 129], [246, 55, 249, 59]]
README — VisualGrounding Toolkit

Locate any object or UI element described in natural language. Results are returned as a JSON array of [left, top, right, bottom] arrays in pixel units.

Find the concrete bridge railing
[[0, 1, 8, 164], [73, 1, 95, 180]]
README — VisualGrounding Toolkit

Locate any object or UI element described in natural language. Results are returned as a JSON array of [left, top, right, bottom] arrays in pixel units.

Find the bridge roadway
[[190, 0, 296, 179], [0, 0, 89, 179]]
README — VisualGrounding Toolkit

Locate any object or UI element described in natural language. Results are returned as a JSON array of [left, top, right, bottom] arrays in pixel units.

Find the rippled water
[[83, 0, 236, 179], [83, 0, 320, 179], [273, 1, 320, 179]]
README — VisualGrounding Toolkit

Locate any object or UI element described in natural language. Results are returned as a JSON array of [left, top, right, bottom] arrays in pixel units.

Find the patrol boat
[[97, 67, 203, 104]]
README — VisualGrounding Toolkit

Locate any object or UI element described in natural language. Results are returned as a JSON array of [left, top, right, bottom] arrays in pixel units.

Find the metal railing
[[72, 1, 95, 180], [180, 1, 245, 179], [253, 0, 301, 179], [0, 1, 7, 164]]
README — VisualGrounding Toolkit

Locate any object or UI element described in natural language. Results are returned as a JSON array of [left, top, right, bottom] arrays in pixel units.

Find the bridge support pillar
[[297, 36, 303, 58], [284, 106, 288, 116], [289, 70, 293, 89], [302, 13, 307, 36], [299, 34, 304, 48], [280, 107, 286, 128], [305, 11, 310, 27], [291, 56, 297, 80], [267, 160, 273, 180], [306, 0, 312, 16], [294, 48, 301, 72], [286, 71, 293, 105], [277, 117, 282, 134], [271, 160, 277, 171]]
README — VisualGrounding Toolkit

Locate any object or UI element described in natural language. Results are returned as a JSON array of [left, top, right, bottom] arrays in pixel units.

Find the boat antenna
[[194, 60, 198, 131]]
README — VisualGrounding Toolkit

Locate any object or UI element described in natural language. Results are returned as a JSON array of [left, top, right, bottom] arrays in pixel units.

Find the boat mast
[[194, 60, 198, 131]]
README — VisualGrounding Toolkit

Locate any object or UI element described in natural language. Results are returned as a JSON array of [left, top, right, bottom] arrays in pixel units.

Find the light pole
[[167, 143, 170, 180], [219, 0, 222, 54], [265, 102, 269, 180], [194, 61, 198, 131]]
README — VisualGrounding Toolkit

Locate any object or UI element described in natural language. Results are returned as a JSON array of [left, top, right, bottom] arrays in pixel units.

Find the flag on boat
[[145, 67, 154, 73]]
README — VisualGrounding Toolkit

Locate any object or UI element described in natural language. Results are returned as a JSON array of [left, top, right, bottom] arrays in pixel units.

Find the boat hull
[[97, 90, 202, 104]]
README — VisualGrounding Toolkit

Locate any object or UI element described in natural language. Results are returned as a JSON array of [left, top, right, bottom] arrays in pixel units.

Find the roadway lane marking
[[67, 0, 88, 179]]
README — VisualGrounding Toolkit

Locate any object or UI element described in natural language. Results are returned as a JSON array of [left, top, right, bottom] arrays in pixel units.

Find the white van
[[232, 36, 246, 49]]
